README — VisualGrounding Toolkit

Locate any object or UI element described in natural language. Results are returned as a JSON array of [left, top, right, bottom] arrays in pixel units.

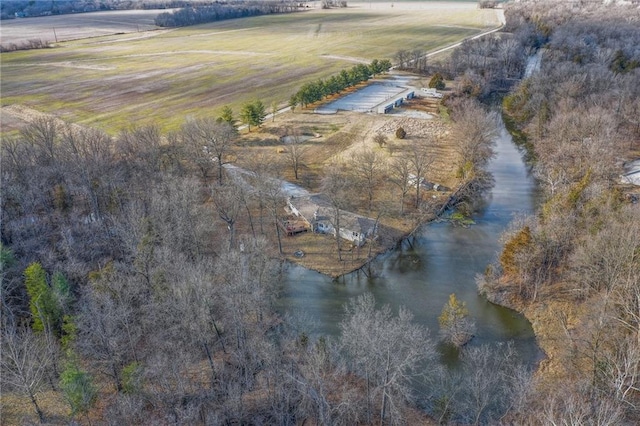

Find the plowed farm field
[[1, 1, 500, 134]]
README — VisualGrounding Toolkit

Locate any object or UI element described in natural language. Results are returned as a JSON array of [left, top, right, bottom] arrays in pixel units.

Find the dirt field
[[0, 2, 499, 135], [0, 9, 166, 46]]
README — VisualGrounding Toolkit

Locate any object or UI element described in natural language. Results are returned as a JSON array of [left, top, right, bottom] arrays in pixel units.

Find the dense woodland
[[469, 0, 640, 423], [2, 0, 640, 424], [154, 1, 301, 27], [0, 0, 287, 20]]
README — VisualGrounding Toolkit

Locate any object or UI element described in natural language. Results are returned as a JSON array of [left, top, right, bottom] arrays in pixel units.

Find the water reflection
[[278, 118, 543, 367]]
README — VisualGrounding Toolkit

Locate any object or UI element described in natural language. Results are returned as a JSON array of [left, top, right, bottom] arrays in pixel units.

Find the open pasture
[[1, 2, 500, 134]]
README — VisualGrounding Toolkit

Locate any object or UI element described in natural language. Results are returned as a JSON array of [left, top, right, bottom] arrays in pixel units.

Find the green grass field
[[1, 2, 499, 134]]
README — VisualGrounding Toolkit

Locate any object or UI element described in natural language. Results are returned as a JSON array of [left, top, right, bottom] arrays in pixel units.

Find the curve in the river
[[278, 116, 543, 368]]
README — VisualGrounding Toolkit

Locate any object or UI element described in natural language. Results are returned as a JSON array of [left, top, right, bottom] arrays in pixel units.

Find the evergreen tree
[[429, 73, 446, 90], [240, 100, 266, 131], [24, 263, 61, 335], [51, 271, 72, 316], [253, 100, 266, 127], [218, 105, 236, 129], [60, 356, 97, 420]]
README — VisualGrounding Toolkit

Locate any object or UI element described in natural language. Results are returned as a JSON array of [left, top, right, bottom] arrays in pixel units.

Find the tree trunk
[[203, 341, 216, 380], [29, 391, 45, 424], [274, 217, 283, 255], [380, 351, 391, 425], [228, 222, 235, 250], [212, 318, 226, 354], [244, 201, 256, 240], [217, 155, 224, 185], [366, 369, 372, 424], [335, 208, 342, 261]]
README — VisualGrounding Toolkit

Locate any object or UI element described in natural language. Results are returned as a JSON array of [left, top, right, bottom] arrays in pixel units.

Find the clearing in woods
[[0, 1, 499, 134]]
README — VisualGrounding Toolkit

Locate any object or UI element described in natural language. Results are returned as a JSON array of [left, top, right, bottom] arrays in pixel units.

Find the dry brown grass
[[1, 390, 69, 425], [230, 107, 460, 277]]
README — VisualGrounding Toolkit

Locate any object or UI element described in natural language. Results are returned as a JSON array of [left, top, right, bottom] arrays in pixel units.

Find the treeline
[[289, 59, 392, 109], [0, 39, 52, 53], [2, 0, 153, 19], [394, 48, 429, 73], [0, 0, 255, 20], [154, 1, 300, 27], [470, 0, 640, 423]]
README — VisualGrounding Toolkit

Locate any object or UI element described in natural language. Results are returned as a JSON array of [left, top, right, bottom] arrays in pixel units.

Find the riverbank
[[279, 115, 542, 379], [277, 193, 457, 279]]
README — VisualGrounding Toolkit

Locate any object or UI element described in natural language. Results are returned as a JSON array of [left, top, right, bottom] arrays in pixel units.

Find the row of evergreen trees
[[289, 59, 392, 109]]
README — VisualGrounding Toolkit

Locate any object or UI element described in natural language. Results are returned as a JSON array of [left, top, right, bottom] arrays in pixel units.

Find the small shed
[[620, 159, 640, 186]]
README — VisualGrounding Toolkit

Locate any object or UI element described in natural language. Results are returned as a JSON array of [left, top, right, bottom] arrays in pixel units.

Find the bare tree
[[570, 207, 640, 294], [394, 50, 409, 69], [1, 326, 54, 423], [407, 141, 433, 209], [21, 116, 59, 167], [245, 152, 281, 235], [321, 164, 351, 261], [182, 118, 237, 184], [116, 124, 163, 178], [373, 133, 388, 148], [284, 128, 308, 180], [59, 125, 115, 222], [163, 257, 222, 382], [212, 181, 243, 250], [411, 49, 425, 71], [76, 267, 143, 392], [350, 147, 384, 212], [389, 155, 412, 214], [340, 294, 435, 425], [454, 343, 532, 425], [449, 99, 497, 180], [541, 387, 625, 426], [263, 177, 286, 255]]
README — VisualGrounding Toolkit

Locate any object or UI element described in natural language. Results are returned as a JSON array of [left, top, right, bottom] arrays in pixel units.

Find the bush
[[395, 127, 406, 139], [373, 133, 387, 147], [429, 73, 446, 90]]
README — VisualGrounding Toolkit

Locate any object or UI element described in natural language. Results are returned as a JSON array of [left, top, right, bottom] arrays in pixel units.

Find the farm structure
[[287, 194, 379, 247], [315, 78, 416, 114], [376, 89, 416, 114]]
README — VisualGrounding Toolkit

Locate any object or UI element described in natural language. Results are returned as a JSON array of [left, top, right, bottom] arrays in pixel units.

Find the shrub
[[429, 73, 446, 90], [395, 127, 406, 139]]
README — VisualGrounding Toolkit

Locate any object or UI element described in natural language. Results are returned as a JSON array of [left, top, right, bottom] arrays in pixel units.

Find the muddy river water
[[277, 117, 543, 367]]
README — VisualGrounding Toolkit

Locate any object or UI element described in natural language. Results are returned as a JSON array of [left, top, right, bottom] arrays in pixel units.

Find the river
[[278, 117, 543, 367]]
